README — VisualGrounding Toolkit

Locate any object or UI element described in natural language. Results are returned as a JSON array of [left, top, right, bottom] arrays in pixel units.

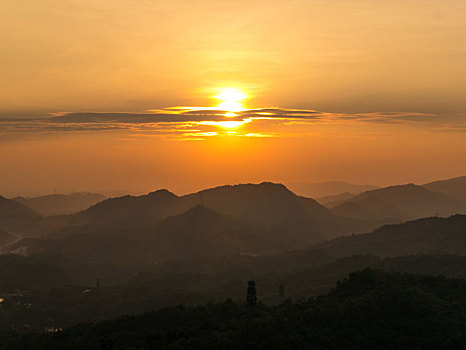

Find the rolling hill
[[0, 196, 41, 235], [329, 183, 463, 221], [12, 206, 281, 264], [423, 176, 466, 204], [286, 181, 378, 198], [151, 205, 281, 260], [184, 183, 334, 226], [64, 182, 377, 244], [14, 192, 106, 216], [315, 214, 466, 258], [71, 189, 184, 228]]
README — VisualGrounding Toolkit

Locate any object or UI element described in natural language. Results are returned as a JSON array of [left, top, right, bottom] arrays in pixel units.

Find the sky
[[0, 0, 465, 196]]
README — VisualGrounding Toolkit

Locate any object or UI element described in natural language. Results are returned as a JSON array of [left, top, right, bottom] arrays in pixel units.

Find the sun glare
[[214, 88, 247, 115], [199, 119, 251, 129]]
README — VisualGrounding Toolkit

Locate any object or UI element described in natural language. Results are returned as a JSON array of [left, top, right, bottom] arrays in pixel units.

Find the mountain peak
[[196, 182, 292, 195], [146, 189, 178, 198]]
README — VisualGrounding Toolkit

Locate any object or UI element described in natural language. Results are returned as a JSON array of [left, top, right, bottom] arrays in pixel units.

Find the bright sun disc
[[214, 88, 247, 114]]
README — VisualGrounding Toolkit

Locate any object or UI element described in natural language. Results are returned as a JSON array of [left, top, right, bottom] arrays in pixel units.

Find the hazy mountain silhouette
[[0, 195, 41, 235], [315, 214, 466, 258], [423, 176, 466, 204], [331, 194, 404, 222], [181, 183, 383, 242], [315, 192, 357, 206], [331, 200, 399, 222], [184, 182, 333, 226], [150, 205, 280, 260], [329, 184, 462, 221], [14, 205, 281, 264], [71, 189, 187, 228], [63, 182, 374, 243], [286, 181, 378, 198], [14, 192, 106, 216], [0, 196, 40, 221], [6, 179, 466, 266]]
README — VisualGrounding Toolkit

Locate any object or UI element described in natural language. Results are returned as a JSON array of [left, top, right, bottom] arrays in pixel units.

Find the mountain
[[249, 214, 466, 276], [0, 196, 39, 221], [71, 189, 186, 228], [330, 200, 397, 222], [67, 182, 374, 243], [315, 192, 357, 206], [7, 183, 400, 259], [185, 182, 334, 226], [13, 206, 281, 264], [423, 176, 466, 204], [315, 214, 466, 258], [150, 205, 280, 260], [14, 192, 106, 216], [330, 184, 463, 221], [182, 183, 384, 243], [0, 195, 41, 234], [287, 181, 378, 198]]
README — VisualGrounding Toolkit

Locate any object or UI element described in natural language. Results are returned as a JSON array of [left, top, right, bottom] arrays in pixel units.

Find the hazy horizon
[[2, 175, 464, 200], [1, 0, 465, 196]]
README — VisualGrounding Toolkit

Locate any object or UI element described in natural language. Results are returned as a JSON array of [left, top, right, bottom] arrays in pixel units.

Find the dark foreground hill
[[4, 253, 466, 333], [3, 270, 466, 350]]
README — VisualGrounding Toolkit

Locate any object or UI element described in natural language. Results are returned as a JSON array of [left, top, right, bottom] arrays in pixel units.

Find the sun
[[214, 88, 247, 115]]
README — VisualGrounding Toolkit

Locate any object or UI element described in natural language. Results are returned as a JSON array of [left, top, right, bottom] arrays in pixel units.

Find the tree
[[278, 284, 284, 300], [247, 280, 257, 307]]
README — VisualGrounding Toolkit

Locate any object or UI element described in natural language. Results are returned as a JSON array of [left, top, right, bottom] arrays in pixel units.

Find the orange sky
[[0, 0, 465, 196]]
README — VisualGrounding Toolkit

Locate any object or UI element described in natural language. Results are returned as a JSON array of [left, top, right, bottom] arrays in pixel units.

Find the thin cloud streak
[[0, 107, 463, 140]]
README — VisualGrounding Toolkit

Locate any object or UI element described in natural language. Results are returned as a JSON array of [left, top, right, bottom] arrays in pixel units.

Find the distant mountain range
[[13, 183, 379, 263], [289, 214, 466, 262], [73, 183, 336, 228], [234, 213, 466, 284], [0, 196, 39, 222], [423, 176, 466, 203], [14, 192, 106, 216], [2, 176, 466, 265], [66, 182, 375, 243], [0, 195, 41, 234], [330, 183, 463, 221], [286, 181, 378, 198]]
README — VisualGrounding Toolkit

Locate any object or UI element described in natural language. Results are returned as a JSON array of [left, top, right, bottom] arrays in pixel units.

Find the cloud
[[0, 107, 463, 140]]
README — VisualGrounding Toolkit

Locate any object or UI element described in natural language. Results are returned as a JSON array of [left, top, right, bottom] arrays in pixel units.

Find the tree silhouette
[[278, 284, 284, 300], [247, 280, 257, 307]]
